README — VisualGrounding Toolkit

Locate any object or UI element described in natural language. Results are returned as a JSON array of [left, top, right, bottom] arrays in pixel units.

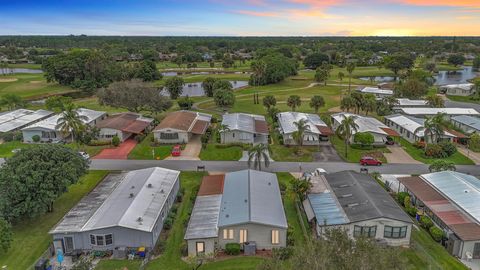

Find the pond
[[0, 68, 43, 74], [434, 66, 478, 85], [161, 71, 247, 76], [160, 81, 248, 97], [359, 76, 397, 82]]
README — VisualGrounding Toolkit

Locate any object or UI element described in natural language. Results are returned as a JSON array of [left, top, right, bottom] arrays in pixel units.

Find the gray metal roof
[[23, 108, 106, 131], [277, 111, 327, 135], [399, 107, 480, 116], [396, 98, 428, 107], [184, 195, 222, 240], [218, 170, 287, 228], [0, 109, 53, 132], [422, 171, 480, 224], [0, 109, 33, 125], [451, 115, 480, 132], [332, 112, 389, 135], [325, 171, 412, 224], [221, 113, 266, 134], [50, 167, 180, 234], [308, 193, 349, 226], [358, 87, 393, 95]]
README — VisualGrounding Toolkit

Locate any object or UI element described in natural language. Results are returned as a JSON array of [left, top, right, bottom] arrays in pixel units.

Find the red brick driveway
[[92, 139, 137, 160]]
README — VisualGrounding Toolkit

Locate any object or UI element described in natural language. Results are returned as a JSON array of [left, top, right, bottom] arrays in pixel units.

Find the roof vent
[[268, 182, 271, 186], [137, 217, 143, 222], [160, 189, 164, 193], [464, 190, 469, 193], [131, 185, 135, 189], [347, 203, 359, 208], [244, 199, 248, 203], [147, 183, 153, 188], [129, 193, 134, 198], [226, 214, 229, 218], [341, 194, 353, 198]]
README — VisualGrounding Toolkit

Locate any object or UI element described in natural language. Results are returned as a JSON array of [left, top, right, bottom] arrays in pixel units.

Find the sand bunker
[[29, 80, 42, 84], [0, 78, 18, 83]]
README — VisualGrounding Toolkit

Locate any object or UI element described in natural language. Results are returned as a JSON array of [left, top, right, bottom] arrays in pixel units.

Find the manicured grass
[[72, 97, 128, 114], [0, 171, 109, 270], [0, 73, 76, 100], [3, 63, 43, 69], [128, 134, 173, 160], [401, 228, 467, 270], [436, 63, 463, 71], [399, 138, 474, 165], [199, 144, 243, 161], [447, 95, 480, 104], [269, 144, 318, 162], [0, 141, 111, 158], [330, 136, 390, 163], [95, 259, 142, 270]]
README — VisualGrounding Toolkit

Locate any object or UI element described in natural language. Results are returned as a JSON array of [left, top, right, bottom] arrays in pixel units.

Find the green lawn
[[0, 171, 109, 270], [4, 63, 43, 69], [199, 144, 244, 161], [94, 259, 142, 270], [0, 73, 76, 100], [447, 95, 480, 104], [399, 138, 474, 165], [0, 141, 111, 158], [128, 134, 173, 160], [331, 136, 390, 163], [269, 144, 318, 162]]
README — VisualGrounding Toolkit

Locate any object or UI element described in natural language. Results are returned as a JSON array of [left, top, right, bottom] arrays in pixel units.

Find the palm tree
[[56, 105, 88, 143], [248, 143, 270, 171], [309, 95, 325, 113], [335, 115, 359, 158], [361, 94, 377, 115], [218, 124, 230, 144], [251, 60, 267, 87], [287, 95, 301, 111], [414, 113, 446, 147], [429, 160, 456, 172], [346, 62, 356, 92], [425, 94, 445, 108], [292, 119, 310, 154], [340, 95, 355, 112]]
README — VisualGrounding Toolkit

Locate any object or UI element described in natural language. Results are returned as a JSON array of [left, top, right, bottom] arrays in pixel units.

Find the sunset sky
[[2, 0, 480, 36]]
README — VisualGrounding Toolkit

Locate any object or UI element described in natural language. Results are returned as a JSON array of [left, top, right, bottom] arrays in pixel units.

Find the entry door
[[196, 242, 205, 255], [63, 236, 74, 253], [473, 243, 480, 259]]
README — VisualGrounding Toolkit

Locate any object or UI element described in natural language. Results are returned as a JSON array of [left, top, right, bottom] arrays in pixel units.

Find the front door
[[473, 243, 480, 259], [196, 242, 205, 255], [63, 236, 74, 254]]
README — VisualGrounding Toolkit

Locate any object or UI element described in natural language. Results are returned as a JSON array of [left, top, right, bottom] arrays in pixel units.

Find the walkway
[[384, 145, 422, 164], [457, 146, 480, 165], [92, 139, 137, 160], [165, 135, 201, 160]]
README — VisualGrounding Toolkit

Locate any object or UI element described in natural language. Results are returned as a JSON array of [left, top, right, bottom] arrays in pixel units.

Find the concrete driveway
[[93, 139, 137, 160], [457, 146, 480, 165], [384, 145, 422, 164], [166, 135, 201, 160], [313, 144, 342, 162]]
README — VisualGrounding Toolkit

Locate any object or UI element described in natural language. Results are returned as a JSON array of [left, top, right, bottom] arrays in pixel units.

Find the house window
[[239, 229, 248, 243], [223, 229, 234, 239], [105, 234, 113, 245], [271, 230, 279, 245], [41, 131, 56, 139], [353, 225, 377, 238], [90, 234, 113, 246], [90, 235, 95, 245], [384, 226, 407, 238], [96, 235, 104, 246], [196, 242, 205, 255], [232, 133, 235, 138], [160, 133, 179, 140]]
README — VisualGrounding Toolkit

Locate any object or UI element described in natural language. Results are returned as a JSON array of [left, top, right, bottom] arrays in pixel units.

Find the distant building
[[22, 108, 106, 143], [153, 110, 212, 144], [303, 171, 412, 247], [277, 112, 333, 145], [184, 170, 287, 256], [220, 113, 268, 145], [398, 108, 480, 119], [97, 112, 153, 142], [357, 86, 393, 99], [399, 172, 480, 260], [0, 109, 53, 133], [451, 115, 480, 135], [50, 167, 180, 254], [439, 83, 475, 96], [331, 112, 399, 145]]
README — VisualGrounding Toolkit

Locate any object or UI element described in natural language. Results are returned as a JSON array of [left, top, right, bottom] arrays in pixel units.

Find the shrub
[[287, 226, 295, 246], [278, 181, 287, 194], [211, 116, 218, 123], [32, 135, 41, 143], [354, 132, 374, 147], [88, 140, 111, 146], [272, 247, 293, 261], [163, 216, 173, 230], [469, 133, 480, 152], [439, 141, 457, 156], [420, 216, 434, 230], [413, 141, 425, 149], [424, 144, 445, 158], [406, 207, 417, 217], [13, 132, 23, 141], [429, 226, 444, 242], [177, 97, 193, 110], [397, 192, 409, 206], [1, 132, 15, 142], [404, 195, 411, 208], [112, 135, 120, 147], [180, 241, 188, 257], [225, 243, 241, 255]]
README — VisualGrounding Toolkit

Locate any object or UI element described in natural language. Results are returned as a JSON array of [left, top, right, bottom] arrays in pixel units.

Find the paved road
[[445, 99, 480, 111], [89, 159, 480, 175]]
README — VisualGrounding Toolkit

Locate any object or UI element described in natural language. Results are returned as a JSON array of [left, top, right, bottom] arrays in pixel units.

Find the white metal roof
[[218, 170, 287, 228], [451, 115, 480, 132], [386, 114, 457, 138], [399, 107, 480, 116], [396, 98, 428, 107], [332, 112, 389, 135], [0, 109, 53, 132], [22, 108, 105, 131], [358, 87, 393, 95], [277, 111, 327, 135], [440, 83, 474, 90], [184, 195, 222, 240], [422, 171, 480, 224], [221, 113, 265, 134]]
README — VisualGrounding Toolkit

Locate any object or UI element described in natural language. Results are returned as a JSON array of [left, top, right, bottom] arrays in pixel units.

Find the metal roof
[[0, 109, 53, 132], [22, 108, 106, 131], [399, 107, 480, 116], [0, 109, 33, 125], [332, 113, 390, 136], [325, 171, 412, 224], [218, 170, 287, 228], [440, 83, 474, 90], [396, 98, 428, 107], [277, 112, 328, 135], [308, 193, 349, 226], [50, 167, 180, 234], [451, 115, 480, 132], [221, 113, 267, 134], [184, 195, 222, 240], [358, 87, 393, 95], [422, 171, 480, 225], [385, 114, 456, 137]]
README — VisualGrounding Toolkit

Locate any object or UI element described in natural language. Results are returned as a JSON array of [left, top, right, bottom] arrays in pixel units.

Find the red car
[[171, 145, 181, 156], [360, 156, 382, 166]]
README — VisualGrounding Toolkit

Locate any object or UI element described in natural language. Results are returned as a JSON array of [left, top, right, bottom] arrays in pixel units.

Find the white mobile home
[[0, 109, 53, 133], [277, 112, 333, 145], [220, 113, 268, 145], [439, 83, 475, 96]]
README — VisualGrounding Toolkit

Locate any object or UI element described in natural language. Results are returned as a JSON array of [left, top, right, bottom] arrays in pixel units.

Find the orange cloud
[[398, 0, 480, 7]]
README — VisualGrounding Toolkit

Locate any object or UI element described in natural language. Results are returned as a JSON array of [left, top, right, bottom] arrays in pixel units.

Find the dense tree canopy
[[164, 76, 185, 99], [249, 53, 297, 86], [304, 52, 330, 69], [385, 53, 415, 75], [447, 54, 466, 67]]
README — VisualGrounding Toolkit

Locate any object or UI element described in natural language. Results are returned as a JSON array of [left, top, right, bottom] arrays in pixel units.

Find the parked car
[[314, 168, 327, 175], [171, 145, 181, 156], [79, 151, 90, 160], [385, 137, 395, 145], [360, 156, 382, 166]]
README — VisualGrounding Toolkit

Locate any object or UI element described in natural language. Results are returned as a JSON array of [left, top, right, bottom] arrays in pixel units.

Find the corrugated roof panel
[[0, 109, 53, 132], [452, 115, 480, 132], [184, 195, 222, 240], [222, 113, 265, 134], [277, 112, 328, 135], [400, 108, 480, 116], [308, 193, 349, 225], [332, 113, 389, 136]]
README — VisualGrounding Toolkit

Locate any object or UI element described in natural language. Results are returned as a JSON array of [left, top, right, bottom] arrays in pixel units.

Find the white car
[[78, 152, 90, 160], [314, 168, 327, 175]]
